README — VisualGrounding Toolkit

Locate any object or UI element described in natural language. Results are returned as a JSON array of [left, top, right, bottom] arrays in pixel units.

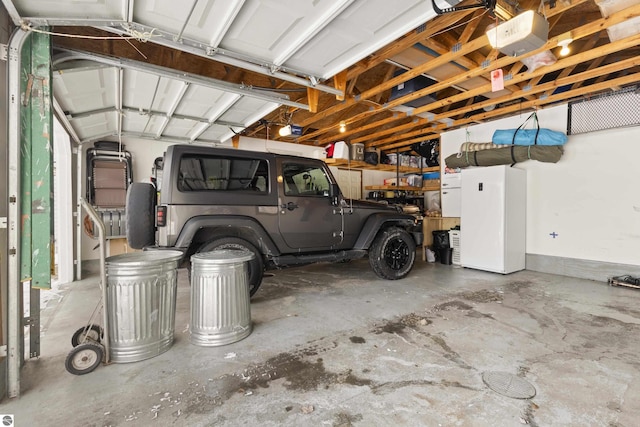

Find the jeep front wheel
[[196, 238, 264, 297], [369, 227, 416, 280]]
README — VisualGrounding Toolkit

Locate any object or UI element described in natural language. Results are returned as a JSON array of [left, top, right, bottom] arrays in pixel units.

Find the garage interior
[[1, 0, 640, 425]]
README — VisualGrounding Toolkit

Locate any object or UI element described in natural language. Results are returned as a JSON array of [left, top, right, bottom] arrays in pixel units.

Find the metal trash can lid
[[106, 250, 184, 266], [191, 249, 255, 264]]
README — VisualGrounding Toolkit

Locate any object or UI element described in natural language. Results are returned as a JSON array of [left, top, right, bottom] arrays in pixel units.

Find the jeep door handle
[[281, 202, 299, 211]]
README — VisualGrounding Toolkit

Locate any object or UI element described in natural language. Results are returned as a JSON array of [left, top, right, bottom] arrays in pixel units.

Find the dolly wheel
[[65, 343, 104, 375], [71, 324, 103, 347]]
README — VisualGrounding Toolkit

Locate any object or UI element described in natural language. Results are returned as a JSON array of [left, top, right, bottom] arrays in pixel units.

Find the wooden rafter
[[375, 69, 640, 151], [457, 9, 486, 44], [374, 37, 640, 150], [358, 7, 640, 136], [345, 9, 478, 81], [295, 0, 617, 143]]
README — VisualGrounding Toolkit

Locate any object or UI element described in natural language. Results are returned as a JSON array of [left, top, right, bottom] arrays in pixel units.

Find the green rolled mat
[[445, 145, 564, 169]]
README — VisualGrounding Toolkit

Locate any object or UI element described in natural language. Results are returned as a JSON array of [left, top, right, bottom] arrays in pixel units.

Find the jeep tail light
[[156, 205, 167, 227]]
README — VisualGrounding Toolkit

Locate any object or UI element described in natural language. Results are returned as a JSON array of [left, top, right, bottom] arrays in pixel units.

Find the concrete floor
[[3, 259, 640, 426]]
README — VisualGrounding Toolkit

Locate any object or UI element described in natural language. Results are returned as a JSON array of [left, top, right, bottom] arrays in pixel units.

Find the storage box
[[406, 174, 422, 187], [325, 141, 350, 159], [384, 177, 408, 186], [423, 172, 440, 180], [332, 141, 350, 159], [350, 143, 364, 161], [388, 70, 437, 108]]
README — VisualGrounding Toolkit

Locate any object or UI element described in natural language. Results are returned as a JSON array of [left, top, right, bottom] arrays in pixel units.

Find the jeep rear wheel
[[126, 183, 156, 249], [369, 227, 416, 280], [196, 238, 264, 297]]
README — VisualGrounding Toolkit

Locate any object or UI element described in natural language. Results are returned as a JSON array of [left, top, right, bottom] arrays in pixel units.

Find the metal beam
[[94, 24, 343, 97], [6, 26, 29, 399], [2, 6, 342, 95], [67, 105, 248, 128], [155, 82, 190, 139], [52, 48, 309, 110], [188, 95, 243, 142]]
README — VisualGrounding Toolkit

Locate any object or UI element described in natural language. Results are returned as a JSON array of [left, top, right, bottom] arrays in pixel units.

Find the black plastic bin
[[439, 247, 454, 265], [432, 230, 451, 262], [432, 230, 450, 249]]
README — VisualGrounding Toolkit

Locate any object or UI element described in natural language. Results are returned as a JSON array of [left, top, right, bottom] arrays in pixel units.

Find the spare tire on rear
[[126, 182, 156, 249]]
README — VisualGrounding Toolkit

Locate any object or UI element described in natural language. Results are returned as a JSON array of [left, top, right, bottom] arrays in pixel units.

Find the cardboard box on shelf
[[383, 177, 408, 186]]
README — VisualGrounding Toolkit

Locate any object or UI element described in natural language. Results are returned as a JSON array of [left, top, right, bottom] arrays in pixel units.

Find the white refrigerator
[[460, 165, 526, 274]]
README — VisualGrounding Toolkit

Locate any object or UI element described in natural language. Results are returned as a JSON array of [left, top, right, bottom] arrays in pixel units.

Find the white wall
[[441, 104, 640, 266], [53, 118, 74, 284]]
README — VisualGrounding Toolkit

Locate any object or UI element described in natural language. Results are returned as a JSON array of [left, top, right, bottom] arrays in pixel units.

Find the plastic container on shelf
[[423, 172, 441, 180]]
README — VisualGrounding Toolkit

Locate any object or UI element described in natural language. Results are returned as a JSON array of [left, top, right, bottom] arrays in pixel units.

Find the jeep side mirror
[[330, 183, 341, 206]]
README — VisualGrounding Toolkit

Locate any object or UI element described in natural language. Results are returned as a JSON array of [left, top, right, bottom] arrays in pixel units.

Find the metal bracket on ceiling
[[431, 0, 497, 15], [269, 64, 281, 74]]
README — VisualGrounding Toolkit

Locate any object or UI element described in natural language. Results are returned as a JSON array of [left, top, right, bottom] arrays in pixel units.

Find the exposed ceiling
[[3, 0, 640, 153]]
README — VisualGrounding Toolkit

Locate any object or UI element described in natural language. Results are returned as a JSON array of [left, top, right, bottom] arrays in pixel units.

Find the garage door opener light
[[279, 125, 292, 137]]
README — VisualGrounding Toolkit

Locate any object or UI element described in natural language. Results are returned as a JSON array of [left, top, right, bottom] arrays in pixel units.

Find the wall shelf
[[365, 179, 440, 192], [325, 158, 439, 174]]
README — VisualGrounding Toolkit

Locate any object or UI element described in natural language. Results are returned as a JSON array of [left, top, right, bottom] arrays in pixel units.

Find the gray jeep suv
[[126, 144, 422, 297]]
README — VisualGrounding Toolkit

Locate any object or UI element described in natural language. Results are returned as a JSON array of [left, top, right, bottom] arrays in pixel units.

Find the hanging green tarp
[[20, 31, 53, 290]]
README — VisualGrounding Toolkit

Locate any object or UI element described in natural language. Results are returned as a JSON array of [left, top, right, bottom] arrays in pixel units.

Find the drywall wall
[[53, 118, 74, 284], [441, 104, 640, 267]]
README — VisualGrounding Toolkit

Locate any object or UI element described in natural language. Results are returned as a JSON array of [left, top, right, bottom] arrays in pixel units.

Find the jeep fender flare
[[174, 215, 280, 256], [353, 213, 418, 250]]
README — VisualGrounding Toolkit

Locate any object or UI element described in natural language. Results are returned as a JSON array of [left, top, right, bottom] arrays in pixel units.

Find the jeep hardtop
[[126, 144, 422, 296]]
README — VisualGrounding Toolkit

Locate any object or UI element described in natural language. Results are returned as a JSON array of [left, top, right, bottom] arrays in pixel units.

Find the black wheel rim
[[384, 237, 410, 270]]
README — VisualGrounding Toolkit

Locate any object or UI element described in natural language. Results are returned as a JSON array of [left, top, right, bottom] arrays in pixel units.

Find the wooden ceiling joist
[[294, 2, 640, 146], [345, 20, 640, 144], [375, 70, 640, 152]]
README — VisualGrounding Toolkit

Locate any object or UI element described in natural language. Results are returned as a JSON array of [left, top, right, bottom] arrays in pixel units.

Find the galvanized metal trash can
[[105, 250, 183, 363], [190, 249, 254, 346]]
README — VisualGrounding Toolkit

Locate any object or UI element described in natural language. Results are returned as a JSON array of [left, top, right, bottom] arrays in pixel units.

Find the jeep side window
[[178, 154, 268, 193], [282, 163, 330, 196]]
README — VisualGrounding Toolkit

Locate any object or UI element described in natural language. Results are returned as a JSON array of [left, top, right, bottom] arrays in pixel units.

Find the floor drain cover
[[482, 371, 536, 399]]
